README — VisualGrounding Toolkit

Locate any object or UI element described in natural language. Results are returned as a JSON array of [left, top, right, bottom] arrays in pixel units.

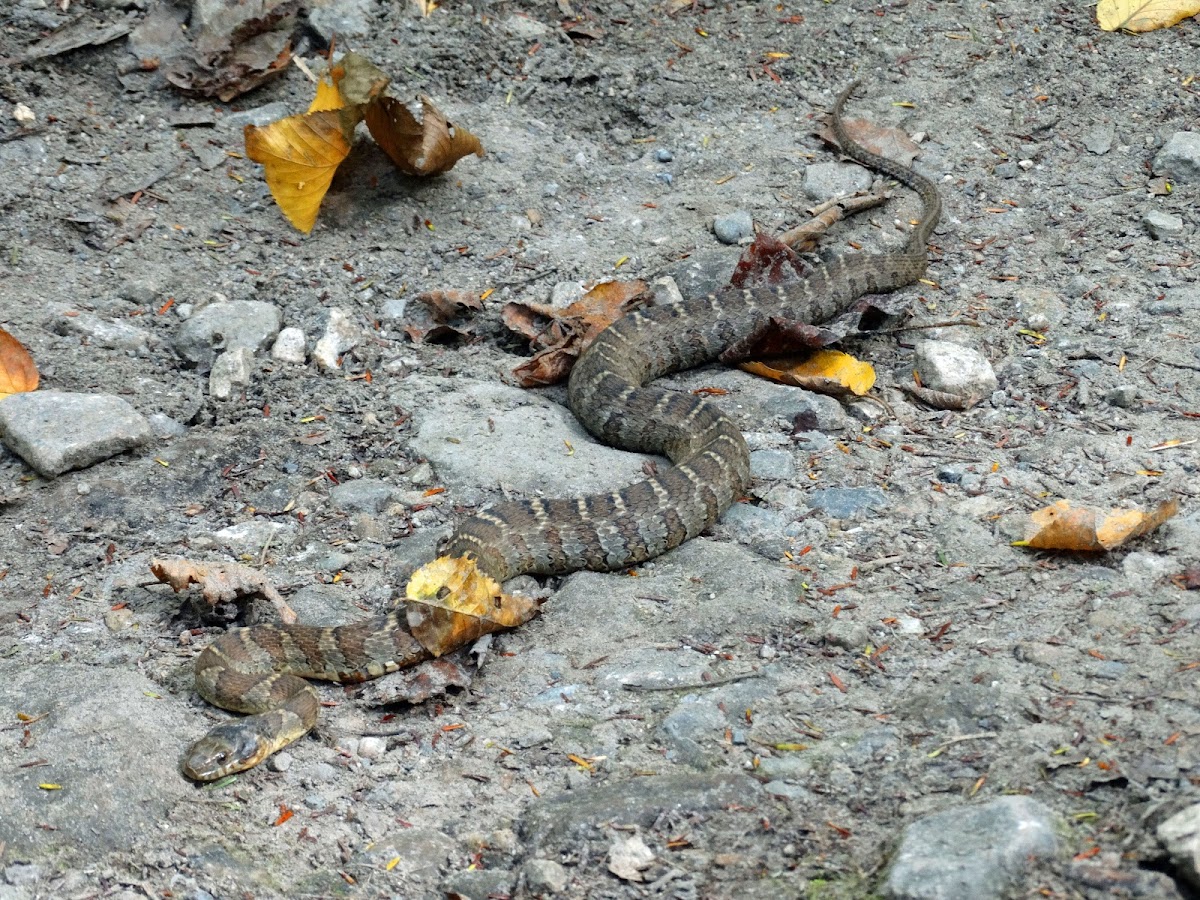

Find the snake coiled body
[[182, 82, 942, 780]]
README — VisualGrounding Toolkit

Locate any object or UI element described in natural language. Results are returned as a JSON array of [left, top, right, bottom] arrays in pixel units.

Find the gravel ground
[[2, 2, 1200, 899]]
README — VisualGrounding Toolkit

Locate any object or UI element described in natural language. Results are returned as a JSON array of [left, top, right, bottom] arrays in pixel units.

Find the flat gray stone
[[717, 502, 790, 560], [803, 161, 873, 201], [659, 695, 726, 768], [913, 339, 998, 400], [521, 772, 764, 846], [0, 665, 193, 858], [884, 796, 1061, 899], [749, 449, 795, 480], [174, 301, 282, 371], [713, 210, 754, 244], [806, 487, 888, 518], [1143, 209, 1185, 240], [523, 858, 569, 895], [208, 347, 254, 400], [0, 391, 152, 477], [328, 478, 396, 513], [410, 381, 652, 498]]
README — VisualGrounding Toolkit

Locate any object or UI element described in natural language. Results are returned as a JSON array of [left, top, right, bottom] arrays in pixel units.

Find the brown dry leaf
[[150, 557, 297, 623], [0, 328, 39, 400], [365, 95, 485, 177], [740, 350, 876, 397], [818, 118, 919, 169], [503, 280, 650, 387], [1020, 499, 1179, 552], [405, 556, 539, 657], [1097, 0, 1200, 32], [404, 290, 482, 343], [244, 107, 361, 233]]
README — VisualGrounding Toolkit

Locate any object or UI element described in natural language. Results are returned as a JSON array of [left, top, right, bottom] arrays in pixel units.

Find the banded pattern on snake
[[182, 82, 942, 780]]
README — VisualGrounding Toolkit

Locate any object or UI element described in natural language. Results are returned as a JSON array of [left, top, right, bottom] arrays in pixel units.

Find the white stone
[[357, 736, 387, 760], [913, 340, 998, 400], [313, 308, 360, 371], [1159, 803, 1200, 888], [271, 326, 306, 364], [209, 347, 255, 400], [606, 833, 655, 882]]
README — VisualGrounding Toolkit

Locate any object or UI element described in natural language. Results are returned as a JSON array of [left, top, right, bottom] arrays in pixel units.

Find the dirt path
[[1, 2, 1199, 898]]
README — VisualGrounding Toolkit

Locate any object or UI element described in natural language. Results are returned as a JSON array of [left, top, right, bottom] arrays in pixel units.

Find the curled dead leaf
[[366, 95, 485, 177], [1020, 499, 1179, 552], [740, 349, 876, 397], [405, 556, 539, 657], [0, 328, 39, 400], [150, 557, 297, 623], [818, 117, 919, 168]]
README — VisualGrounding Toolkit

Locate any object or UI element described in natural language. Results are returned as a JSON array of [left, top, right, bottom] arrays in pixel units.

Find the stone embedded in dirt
[[53, 308, 150, 355], [329, 478, 396, 513], [1153, 132, 1200, 182], [523, 858, 569, 895], [441, 868, 515, 900], [174, 300, 282, 371], [1157, 803, 1200, 889], [607, 832, 656, 882], [883, 796, 1061, 900], [1080, 122, 1115, 155], [713, 210, 754, 244], [749, 448, 795, 480], [717, 501, 790, 560], [270, 326, 306, 363], [1143, 209, 1185, 240], [208, 347, 254, 400], [659, 695, 726, 769], [313, 308, 361, 371], [803, 160, 873, 201], [806, 486, 888, 518], [0, 391, 152, 477], [913, 339, 998, 400]]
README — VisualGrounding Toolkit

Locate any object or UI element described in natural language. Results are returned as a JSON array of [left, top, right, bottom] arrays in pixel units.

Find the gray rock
[[803, 161, 872, 201], [221, 102, 292, 131], [713, 210, 754, 244], [806, 487, 888, 518], [1158, 803, 1200, 889], [655, 148, 674, 162], [993, 161, 1018, 179], [270, 326, 306, 363], [312, 308, 360, 371], [764, 389, 848, 432], [174, 301, 281, 371], [523, 858, 569, 895], [1143, 209, 1185, 239], [442, 869, 515, 900], [718, 502, 790, 559], [1080, 121, 1114, 155], [328, 478, 395, 513], [883, 796, 1061, 899], [54, 309, 150, 354], [1154, 132, 1200, 182], [659, 695, 725, 768], [0, 391, 152, 477], [1164, 285, 1199, 312], [356, 827, 455, 880], [913, 339, 998, 401], [208, 347, 255, 400], [749, 449, 795, 480], [306, 0, 372, 38], [1105, 384, 1137, 408], [521, 773, 764, 846], [410, 380, 652, 498]]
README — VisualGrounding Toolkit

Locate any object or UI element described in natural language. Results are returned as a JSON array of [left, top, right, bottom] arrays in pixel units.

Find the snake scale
[[182, 82, 941, 780]]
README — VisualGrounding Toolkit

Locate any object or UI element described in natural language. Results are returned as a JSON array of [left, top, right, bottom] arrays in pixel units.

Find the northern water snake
[[181, 82, 942, 780]]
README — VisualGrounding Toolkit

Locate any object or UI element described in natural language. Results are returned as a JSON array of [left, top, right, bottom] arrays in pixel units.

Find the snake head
[[181, 722, 267, 782]]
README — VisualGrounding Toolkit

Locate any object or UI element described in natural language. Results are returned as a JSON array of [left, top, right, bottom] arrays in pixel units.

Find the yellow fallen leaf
[[366, 95, 485, 177], [38, 783, 62, 790], [405, 556, 539, 656], [244, 107, 361, 233], [0, 327, 39, 400], [740, 350, 876, 396], [1097, 0, 1200, 31], [307, 75, 345, 114], [1020, 499, 1178, 551]]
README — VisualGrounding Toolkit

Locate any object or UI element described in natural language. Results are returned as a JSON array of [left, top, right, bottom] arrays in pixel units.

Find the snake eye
[[215, 751, 227, 763]]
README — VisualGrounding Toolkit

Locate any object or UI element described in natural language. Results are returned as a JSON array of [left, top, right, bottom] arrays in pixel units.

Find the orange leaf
[[1022, 499, 1179, 552], [740, 349, 875, 397], [0, 328, 39, 399], [244, 108, 361, 233], [365, 95, 484, 177]]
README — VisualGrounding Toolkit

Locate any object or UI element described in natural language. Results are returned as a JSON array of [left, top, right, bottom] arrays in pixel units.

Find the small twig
[[873, 318, 982, 335], [926, 731, 998, 757], [621, 669, 763, 691]]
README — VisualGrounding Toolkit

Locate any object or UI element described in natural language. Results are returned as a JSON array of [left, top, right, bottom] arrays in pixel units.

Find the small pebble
[[655, 172, 673, 186], [267, 751, 292, 772], [713, 210, 754, 244], [358, 736, 387, 759], [303, 793, 328, 811], [655, 148, 674, 162]]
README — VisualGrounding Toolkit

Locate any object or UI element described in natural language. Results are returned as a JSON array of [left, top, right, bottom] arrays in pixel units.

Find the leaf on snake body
[[816, 118, 919, 168], [1017, 499, 1179, 552], [0, 328, 39, 400], [405, 556, 539, 656], [1097, 0, 1200, 32], [739, 350, 876, 397], [503, 279, 651, 387], [149, 557, 297, 623]]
